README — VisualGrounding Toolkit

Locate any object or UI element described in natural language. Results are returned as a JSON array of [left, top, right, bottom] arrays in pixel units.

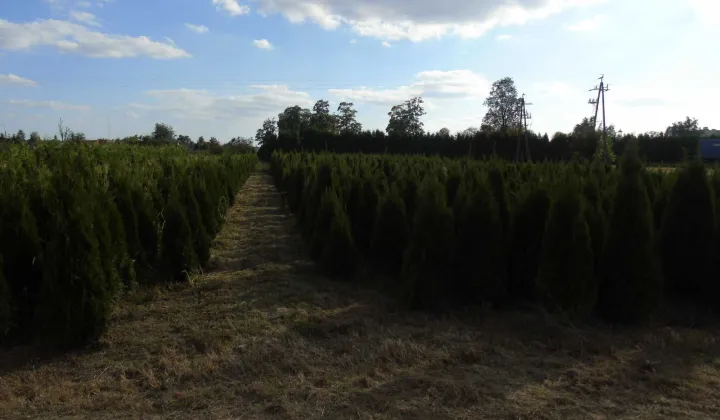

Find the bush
[[402, 177, 455, 310], [371, 185, 410, 275], [537, 184, 596, 317], [319, 206, 359, 279], [660, 159, 716, 300], [599, 147, 663, 323], [507, 188, 551, 302], [453, 178, 506, 305]]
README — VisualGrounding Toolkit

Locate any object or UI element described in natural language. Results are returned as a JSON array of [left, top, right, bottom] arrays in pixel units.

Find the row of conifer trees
[[271, 148, 720, 323], [0, 143, 257, 346]]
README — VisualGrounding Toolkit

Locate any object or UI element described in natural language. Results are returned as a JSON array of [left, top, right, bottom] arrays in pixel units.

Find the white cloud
[[253, 39, 273, 49], [0, 18, 191, 59], [185, 23, 210, 33], [212, 0, 250, 16], [8, 99, 90, 111], [129, 85, 313, 120], [329, 69, 490, 105], [381, 40, 391, 47], [565, 14, 606, 31], [69, 10, 101, 26], [496, 34, 513, 40], [0, 74, 39, 87], [251, 0, 609, 42]]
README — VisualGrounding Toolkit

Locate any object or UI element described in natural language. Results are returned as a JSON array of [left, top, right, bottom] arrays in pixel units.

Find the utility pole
[[588, 74, 610, 163], [515, 94, 532, 163]]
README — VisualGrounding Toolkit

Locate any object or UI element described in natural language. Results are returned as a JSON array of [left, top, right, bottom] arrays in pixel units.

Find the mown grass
[[0, 169, 718, 419]]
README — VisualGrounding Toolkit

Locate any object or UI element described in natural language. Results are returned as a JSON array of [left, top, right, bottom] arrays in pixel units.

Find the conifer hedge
[[0, 143, 256, 346], [272, 148, 720, 323]]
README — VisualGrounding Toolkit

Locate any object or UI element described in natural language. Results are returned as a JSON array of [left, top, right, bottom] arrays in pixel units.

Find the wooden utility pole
[[588, 75, 610, 163], [515, 94, 532, 163]]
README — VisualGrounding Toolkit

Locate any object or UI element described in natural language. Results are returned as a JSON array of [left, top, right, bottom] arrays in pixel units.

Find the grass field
[[1, 168, 719, 419]]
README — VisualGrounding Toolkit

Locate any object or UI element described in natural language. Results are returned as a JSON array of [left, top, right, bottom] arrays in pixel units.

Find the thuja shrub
[[453, 178, 506, 305], [311, 188, 338, 261], [371, 185, 410, 276], [507, 187, 551, 302], [319, 199, 359, 279], [537, 183, 597, 318], [0, 143, 256, 346], [660, 159, 716, 300], [599, 147, 663, 323], [0, 257, 11, 337], [402, 176, 455, 310]]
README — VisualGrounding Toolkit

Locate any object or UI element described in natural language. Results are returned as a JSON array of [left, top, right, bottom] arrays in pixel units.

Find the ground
[[1, 168, 719, 419]]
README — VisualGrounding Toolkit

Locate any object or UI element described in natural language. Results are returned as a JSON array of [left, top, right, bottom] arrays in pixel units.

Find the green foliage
[[453, 178, 506, 305], [0, 143, 257, 345], [508, 188, 551, 302], [319, 205, 359, 279], [660, 159, 716, 299], [599, 147, 663, 323], [371, 186, 409, 275], [270, 150, 720, 321], [537, 184, 596, 318], [402, 177, 455, 310]]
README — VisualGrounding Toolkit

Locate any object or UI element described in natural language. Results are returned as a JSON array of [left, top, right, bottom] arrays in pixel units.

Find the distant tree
[[29, 131, 41, 146], [310, 100, 337, 133], [196, 136, 207, 150], [152, 123, 175, 143], [482, 77, 521, 133], [177, 134, 192, 146], [278, 106, 312, 140], [13, 130, 26, 143], [58, 118, 71, 142], [437, 127, 451, 137], [461, 127, 480, 136], [387, 96, 426, 137], [68, 131, 86, 142], [227, 137, 255, 153], [666, 116, 700, 137], [335, 102, 362, 134], [255, 118, 278, 147]]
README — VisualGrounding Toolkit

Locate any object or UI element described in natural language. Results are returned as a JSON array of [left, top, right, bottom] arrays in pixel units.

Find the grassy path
[[1, 168, 719, 419]]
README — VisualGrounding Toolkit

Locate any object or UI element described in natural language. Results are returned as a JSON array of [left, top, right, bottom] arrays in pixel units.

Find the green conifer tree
[[537, 184, 596, 317], [453, 179, 506, 305], [371, 185, 410, 276], [402, 176, 455, 310], [660, 159, 716, 299], [508, 188, 551, 301], [599, 146, 663, 322]]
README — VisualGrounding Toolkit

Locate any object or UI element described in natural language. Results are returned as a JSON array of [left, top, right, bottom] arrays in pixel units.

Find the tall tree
[[255, 118, 277, 147], [152, 122, 175, 143], [665, 116, 700, 137], [437, 127, 451, 137], [278, 105, 312, 139], [310, 100, 337, 133], [482, 77, 521, 133], [335, 102, 362, 134], [386, 96, 426, 137]]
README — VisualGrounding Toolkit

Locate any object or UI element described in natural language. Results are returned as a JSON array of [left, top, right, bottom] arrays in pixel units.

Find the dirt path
[[1, 169, 719, 419]]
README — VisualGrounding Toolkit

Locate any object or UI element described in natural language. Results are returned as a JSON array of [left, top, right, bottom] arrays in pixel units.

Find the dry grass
[[1, 169, 719, 419]]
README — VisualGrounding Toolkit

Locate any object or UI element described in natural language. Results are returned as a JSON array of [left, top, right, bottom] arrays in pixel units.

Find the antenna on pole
[[588, 74, 610, 163]]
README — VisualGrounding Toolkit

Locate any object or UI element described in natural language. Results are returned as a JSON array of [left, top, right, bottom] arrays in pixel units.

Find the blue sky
[[0, 0, 718, 141]]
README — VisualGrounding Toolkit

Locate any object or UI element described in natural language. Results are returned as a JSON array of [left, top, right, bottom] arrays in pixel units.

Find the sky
[[0, 0, 718, 142]]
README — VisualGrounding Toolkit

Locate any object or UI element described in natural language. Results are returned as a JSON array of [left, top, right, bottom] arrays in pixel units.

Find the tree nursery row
[[271, 149, 720, 323], [0, 143, 257, 346]]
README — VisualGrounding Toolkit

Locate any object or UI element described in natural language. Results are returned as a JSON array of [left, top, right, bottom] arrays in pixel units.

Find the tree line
[[255, 77, 717, 163]]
